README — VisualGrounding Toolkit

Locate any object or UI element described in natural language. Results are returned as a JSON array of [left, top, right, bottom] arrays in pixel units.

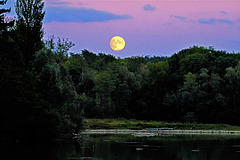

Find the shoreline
[[81, 129, 240, 136]]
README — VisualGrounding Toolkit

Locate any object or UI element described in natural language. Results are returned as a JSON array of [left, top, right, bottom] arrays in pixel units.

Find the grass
[[83, 118, 240, 131]]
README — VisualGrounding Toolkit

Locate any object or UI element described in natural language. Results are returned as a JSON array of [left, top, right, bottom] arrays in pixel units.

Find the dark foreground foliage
[[1, 0, 240, 142]]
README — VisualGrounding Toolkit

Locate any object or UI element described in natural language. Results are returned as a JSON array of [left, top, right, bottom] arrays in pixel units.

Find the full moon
[[110, 36, 125, 51]]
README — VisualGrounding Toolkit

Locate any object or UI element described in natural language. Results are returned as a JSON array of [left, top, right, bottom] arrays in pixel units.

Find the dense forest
[[1, 0, 240, 141]]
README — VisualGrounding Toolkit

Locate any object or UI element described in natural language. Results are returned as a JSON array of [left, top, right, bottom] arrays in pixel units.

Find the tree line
[[1, 0, 240, 141]]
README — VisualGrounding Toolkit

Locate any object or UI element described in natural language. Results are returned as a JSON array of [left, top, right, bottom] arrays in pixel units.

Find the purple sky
[[4, 0, 240, 57]]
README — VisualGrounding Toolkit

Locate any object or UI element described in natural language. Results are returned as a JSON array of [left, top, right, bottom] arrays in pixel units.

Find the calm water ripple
[[2, 134, 240, 160]]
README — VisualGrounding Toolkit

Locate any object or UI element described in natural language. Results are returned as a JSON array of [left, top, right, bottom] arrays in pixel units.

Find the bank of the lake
[[82, 129, 240, 136], [83, 119, 240, 133]]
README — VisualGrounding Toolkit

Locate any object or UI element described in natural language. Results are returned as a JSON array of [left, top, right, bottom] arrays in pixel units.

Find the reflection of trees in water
[[5, 135, 239, 160], [60, 135, 240, 160]]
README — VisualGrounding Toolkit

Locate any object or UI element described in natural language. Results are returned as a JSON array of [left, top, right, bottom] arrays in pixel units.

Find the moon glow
[[110, 36, 125, 51]]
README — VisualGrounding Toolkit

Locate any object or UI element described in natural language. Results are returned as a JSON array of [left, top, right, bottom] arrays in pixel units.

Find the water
[[2, 134, 240, 160]]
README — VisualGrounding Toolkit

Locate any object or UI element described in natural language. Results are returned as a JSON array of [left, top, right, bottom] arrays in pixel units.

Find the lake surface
[[3, 134, 240, 160]]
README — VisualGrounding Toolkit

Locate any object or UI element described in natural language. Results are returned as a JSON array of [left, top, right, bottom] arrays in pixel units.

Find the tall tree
[[93, 71, 116, 117], [225, 62, 240, 108], [0, 0, 15, 68], [15, 0, 45, 68]]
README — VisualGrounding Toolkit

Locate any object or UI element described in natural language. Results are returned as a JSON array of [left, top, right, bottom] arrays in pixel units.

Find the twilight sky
[[4, 0, 240, 57]]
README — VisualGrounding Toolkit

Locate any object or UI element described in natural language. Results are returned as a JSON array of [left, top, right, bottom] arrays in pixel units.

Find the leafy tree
[[82, 49, 98, 65], [144, 55, 168, 63], [225, 62, 240, 108], [15, 0, 45, 68], [65, 53, 93, 94], [180, 53, 208, 74], [45, 35, 75, 63], [0, 0, 30, 141], [34, 46, 84, 133], [163, 72, 201, 122], [148, 61, 169, 84], [93, 71, 116, 117], [124, 56, 147, 72], [91, 53, 116, 70], [0, 0, 19, 69], [138, 63, 150, 86], [184, 112, 197, 123], [115, 81, 131, 117]]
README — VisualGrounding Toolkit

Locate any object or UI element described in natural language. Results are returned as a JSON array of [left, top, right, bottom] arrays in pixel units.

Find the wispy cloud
[[170, 15, 187, 21], [198, 18, 234, 25], [217, 19, 234, 24], [44, 6, 132, 23], [198, 18, 216, 24], [143, 4, 156, 11], [220, 11, 227, 15]]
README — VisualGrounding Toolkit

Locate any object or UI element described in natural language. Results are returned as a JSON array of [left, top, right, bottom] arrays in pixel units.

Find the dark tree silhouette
[[15, 0, 45, 68]]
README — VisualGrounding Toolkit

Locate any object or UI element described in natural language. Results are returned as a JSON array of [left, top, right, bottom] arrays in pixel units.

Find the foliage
[[83, 119, 240, 131], [0, 0, 82, 142], [2, 0, 240, 142], [15, 0, 45, 68]]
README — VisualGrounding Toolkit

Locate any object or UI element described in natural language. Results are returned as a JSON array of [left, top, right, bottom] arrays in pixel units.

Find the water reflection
[[2, 134, 240, 160]]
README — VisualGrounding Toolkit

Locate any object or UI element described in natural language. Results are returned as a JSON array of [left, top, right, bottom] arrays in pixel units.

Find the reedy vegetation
[[83, 119, 240, 130], [1, 0, 240, 141]]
